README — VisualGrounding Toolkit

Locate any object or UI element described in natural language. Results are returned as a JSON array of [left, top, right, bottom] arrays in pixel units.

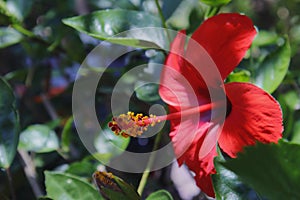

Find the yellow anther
[[108, 112, 159, 138]]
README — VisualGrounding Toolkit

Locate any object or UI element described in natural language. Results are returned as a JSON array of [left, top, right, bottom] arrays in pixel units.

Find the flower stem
[[11, 24, 65, 54], [137, 131, 163, 196], [154, 0, 171, 43], [18, 150, 44, 198], [6, 167, 16, 200], [12, 24, 35, 38]]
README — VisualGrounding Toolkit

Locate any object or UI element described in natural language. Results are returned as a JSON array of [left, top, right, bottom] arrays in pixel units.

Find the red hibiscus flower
[[158, 13, 283, 197], [108, 13, 283, 198]]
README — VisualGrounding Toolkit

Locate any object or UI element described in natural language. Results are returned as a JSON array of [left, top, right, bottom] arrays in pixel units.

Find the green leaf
[[253, 36, 291, 93], [62, 9, 167, 49], [252, 31, 279, 47], [18, 124, 59, 153], [61, 117, 73, 153], [213, 156, 261, 200], [226, 69, 251, 83], [94, 129, 130, 163], [135, 83, 160, 102], [0, 77, 19, 168], [200, 0, 231, 7], [281, 90, 300, 110], [146, 190, 173, 200], [221, 141, 300, 200], [6, 0, 33, 21], [0, 0, 20, 23], [166, 0, 196, 30], [291, 121, 300, 144], [0, 27, 22, 48], [162, 0, 182, 19], [45, 171, 103, 200], [66, 159, 96, 178], [4, 69, 27, 81]]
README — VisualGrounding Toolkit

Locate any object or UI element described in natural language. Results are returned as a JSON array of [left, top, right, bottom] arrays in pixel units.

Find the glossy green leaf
[[146, 190, 173, 200], [135, 83, 160, 102], [221, 141, 300, 200], [94, 129, 130, 163], [213, 156, 261, 200], [45, 171, 103, 200], [62, 9, 167, 49], [0, 77, 19, 168], [200, 0, 231, 7], [18, 124, 59, 153], [6, 0, 33, 21], [226, 69, 251, 83], [0, 27, 22, 48], [253, 36, 291, 93]]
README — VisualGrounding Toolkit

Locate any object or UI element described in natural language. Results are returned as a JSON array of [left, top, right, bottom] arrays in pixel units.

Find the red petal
[[219, 82, 283, 158], [195, 172, 215, 198], [169, 118, 201, 160], [159, 31, 203, 109], [186, 13, 257, 80], [159, 31, 213, 108], [173, 121, 217, 197]]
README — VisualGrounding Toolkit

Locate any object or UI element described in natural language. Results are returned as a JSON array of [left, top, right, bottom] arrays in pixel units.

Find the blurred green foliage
[[0, 0, 300, 199]]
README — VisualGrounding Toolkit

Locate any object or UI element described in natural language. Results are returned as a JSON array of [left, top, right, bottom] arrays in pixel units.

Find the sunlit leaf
[[45, 171, 103, 200], [145, 190, 173, 200], [0, 77, 19, 168], [62, 9, 167, 49], [226, 69, 251, 83], [253, 36, 291, 93], [0, 0, 20, 23], [221, 141, 300, 200], [18, 124, 59, 153], [0, 27, 22, 48], [6, 0, 33, 21]]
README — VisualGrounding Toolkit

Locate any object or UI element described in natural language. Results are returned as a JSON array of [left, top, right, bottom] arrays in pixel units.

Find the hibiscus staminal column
[[108, 102, 221, 138]]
